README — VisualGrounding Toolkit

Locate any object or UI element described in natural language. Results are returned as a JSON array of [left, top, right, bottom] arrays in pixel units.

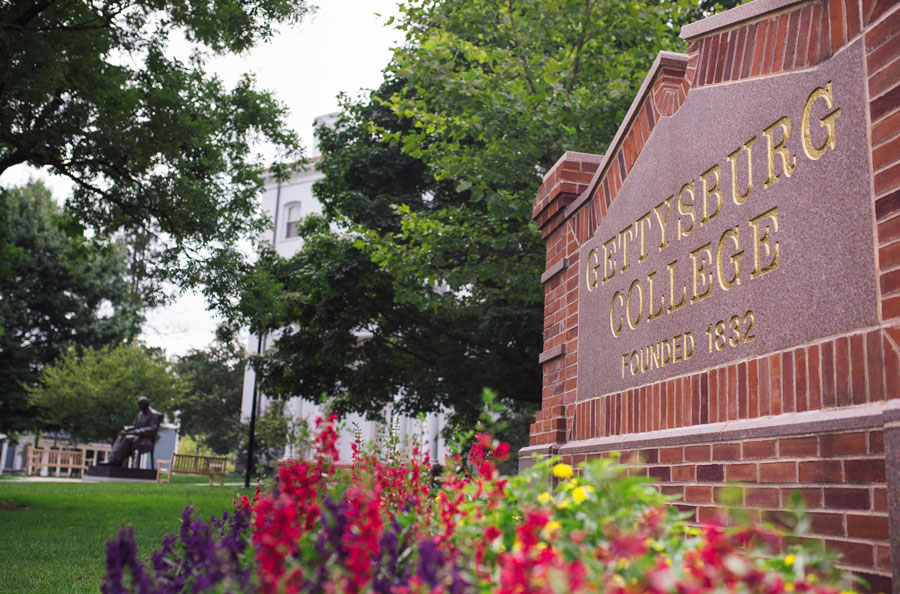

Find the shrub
[[104, 416, 860, 593]]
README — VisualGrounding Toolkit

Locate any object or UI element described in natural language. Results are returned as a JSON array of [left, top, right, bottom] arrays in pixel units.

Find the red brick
[[870, 430, 884, 454], [877, 545, 892, 570], [850, 333, 868, 404], [758, 355, 771, 416], [875, 160, 900, 195], [660, 446, 684, 463], [808, 344, 822, 410], [713, 442, 740, 460], [821, 431, 867, 456], [866, 330, 885, 401], [878, 212, 900, 245], [745, 487, 779, 507], [847, 514, 890, 539], [874, 487, 888, 511], [748, 358, 759, 417], [795, 487, 823, 508], [672, 464, 696, 482], [738, 362, 748, 418], [698, 505, 726, 523], [696, 464, 724, 482], [806, 3, 822, 67], [675, 504, 697, 522], [779, 436, 819, 457], [648, 466, 671, 482], [770, 353, 783, 414], [794, 348, 808, 411], [771, 13, 789, 72], [795, 7, 812, 69], [660, 485, 684, 497], [684, 445, 711, 462], [867, 25, 900, 78], [726, 463, 758, 482], [845, 458, 886, 483], [798, 460, 843, 482], [759, 461, 796, 483], [845, 0, 860, 38], [825, 539, 873, 567], [835, 337, 851, 405], [685, 485, 712, 503], [709, 368, 719, 423], [809, 512, 845, 536], [824, 487, 871, 510], [783, 12, 800, 70], [821, 340, 836, 406], [782, 351, 795, 412], [742, 439, 777, 459], [829, 0, 845, 53]]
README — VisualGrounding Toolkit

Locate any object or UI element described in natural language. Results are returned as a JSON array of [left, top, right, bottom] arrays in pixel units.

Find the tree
[[0, 0, 310, 309], [27, 343, 181, 444], [173, 335, 246, 455], [237, 0, 743, 430], [0, 181, 143, 434]]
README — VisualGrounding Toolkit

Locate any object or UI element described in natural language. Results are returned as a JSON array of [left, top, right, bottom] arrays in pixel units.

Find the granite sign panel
[[577, 41, 877, 399]]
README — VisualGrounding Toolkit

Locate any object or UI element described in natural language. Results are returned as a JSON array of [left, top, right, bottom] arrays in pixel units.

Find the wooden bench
[[27, 447, 87, 477], [156, 453, 227, 485]]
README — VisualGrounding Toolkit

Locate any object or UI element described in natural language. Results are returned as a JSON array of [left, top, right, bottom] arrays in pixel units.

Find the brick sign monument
[[522, 0, 900, 590]]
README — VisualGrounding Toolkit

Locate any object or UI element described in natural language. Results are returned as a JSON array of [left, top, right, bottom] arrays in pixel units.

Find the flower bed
[[103, 416, 861, 593]]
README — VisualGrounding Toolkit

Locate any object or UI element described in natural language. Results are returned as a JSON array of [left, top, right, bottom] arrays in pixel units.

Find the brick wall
[[526, 0, 900, 589]]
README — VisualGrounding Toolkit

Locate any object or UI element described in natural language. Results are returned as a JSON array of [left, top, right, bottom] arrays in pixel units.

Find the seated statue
[[106, 396, 162, 466]]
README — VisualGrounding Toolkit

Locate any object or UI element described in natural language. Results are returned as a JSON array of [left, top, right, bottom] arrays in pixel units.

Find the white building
[[240, 115, 448, 465]]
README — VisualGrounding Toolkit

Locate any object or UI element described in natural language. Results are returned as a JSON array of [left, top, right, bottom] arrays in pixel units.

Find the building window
[[285, 203, 302, 238]]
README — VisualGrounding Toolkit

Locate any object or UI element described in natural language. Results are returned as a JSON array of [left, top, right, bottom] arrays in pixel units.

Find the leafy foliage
[[104, 419, 860, 594], [173, 336, 247, 455], [27, 343, 181, 444], [0, 181, 142, 434], [0, 0, 310, 308], [238, 0, 745, 430]]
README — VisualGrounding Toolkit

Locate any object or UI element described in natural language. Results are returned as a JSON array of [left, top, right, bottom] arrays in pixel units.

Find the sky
[[1, 0, 404, 357]]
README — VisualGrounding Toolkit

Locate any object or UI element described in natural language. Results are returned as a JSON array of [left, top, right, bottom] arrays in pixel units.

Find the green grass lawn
[[0, 478, 250, 593]]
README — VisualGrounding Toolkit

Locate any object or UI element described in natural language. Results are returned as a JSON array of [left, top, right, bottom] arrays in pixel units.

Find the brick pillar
[[519, 151, 603, 472], [884, 400, 900, 594]]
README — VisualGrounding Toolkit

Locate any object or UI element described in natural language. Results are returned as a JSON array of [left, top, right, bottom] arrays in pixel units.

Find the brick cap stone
[[558, 402, 893, 456], [542, 151, 605, 182], [681, 0, 806, 41], [540, 257, 568, 284], [883, 399, 900, 425], [538, 343, 566, 364], [566, 51, 688, 220]]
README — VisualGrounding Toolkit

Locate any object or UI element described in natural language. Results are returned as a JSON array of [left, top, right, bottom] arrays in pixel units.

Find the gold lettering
[[661, 341, 671, 366], [650, 343, 660, 370], [684, 332, 695, 360], [700, 164, 722, 225], [667, 260, 687, 313], [689, 242, 713, 304], [802, 82, 841, 161], [602, 236, 617, 283], [610, 290, 625, 337], [726, 137, 756, 205], [647, 271, 666, 322], [762, 116, 796, 189], [673, 335, 682, 363], [635, 211, 653, 263], [630, 352, 639, 375], [677, 182, 695, 240], [622, 354, 629, 379], [626, 279, 644, 329], [716, 226, 744, 290], [619, 225, 635, 273], [748, 207, 780, 279], [586, 248, 599, 292], [653, 197, 673, 251]]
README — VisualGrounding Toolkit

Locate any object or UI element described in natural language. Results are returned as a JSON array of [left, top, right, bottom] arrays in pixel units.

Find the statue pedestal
[[84, 465, 156, 482]]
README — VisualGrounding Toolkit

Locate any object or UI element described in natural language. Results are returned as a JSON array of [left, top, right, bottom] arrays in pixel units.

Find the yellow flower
[[616, 557, 631, 570], [784, 554, 796, 567], [552, 463, 573, 479], [572, 486, 590, 504], [544, 521, 562, 534], [556, 498, 570, 510], [784, 585, 795, 592], [537, 491, 553, 505]]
